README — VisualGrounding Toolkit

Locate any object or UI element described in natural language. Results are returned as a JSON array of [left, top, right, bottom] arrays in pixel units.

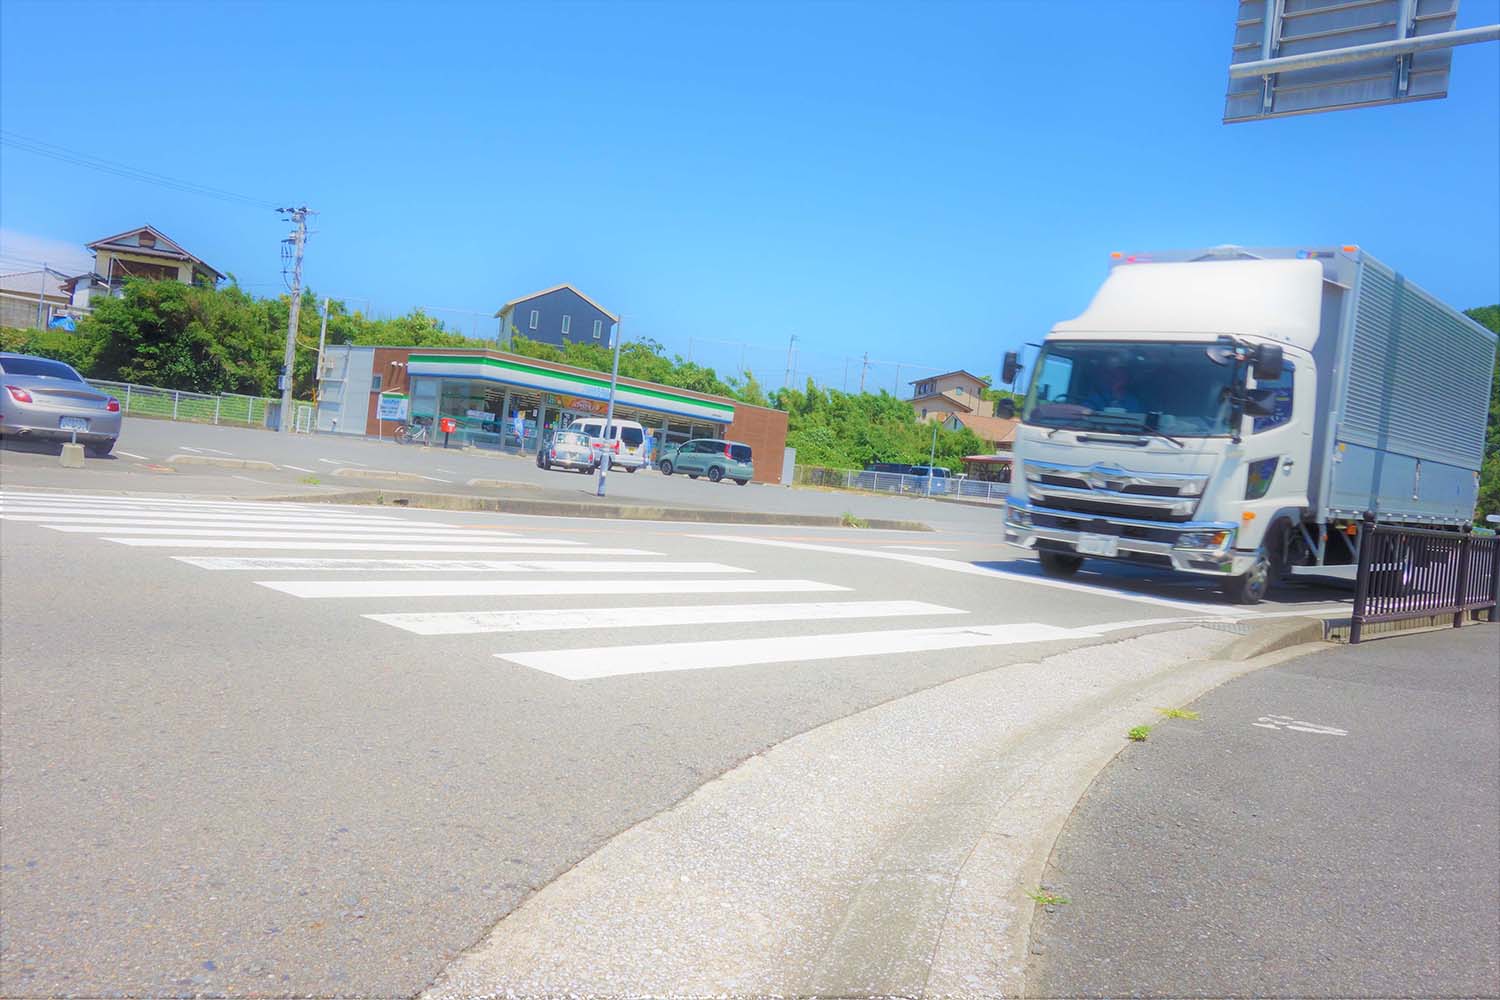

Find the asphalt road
[[1027, 624, 1500, 1000], [0, 457, 1355, 995]]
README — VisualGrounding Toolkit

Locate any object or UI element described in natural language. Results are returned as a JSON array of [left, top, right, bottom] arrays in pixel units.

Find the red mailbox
[[438, 417, 457, 433]]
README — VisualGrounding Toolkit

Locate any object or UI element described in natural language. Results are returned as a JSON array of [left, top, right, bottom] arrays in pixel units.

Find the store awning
[[407, 354, 735, 424]]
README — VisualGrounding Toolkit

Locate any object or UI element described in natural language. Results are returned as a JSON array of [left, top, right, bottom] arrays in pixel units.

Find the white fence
[[794, 465, 1010, 503], [86, 379, 315, 432]]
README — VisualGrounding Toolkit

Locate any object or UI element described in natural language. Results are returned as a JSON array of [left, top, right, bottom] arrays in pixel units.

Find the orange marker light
[[1242, 512, 1256, 521], [1109, 252, 1123, 259], [1341, 244, 1358, 253]]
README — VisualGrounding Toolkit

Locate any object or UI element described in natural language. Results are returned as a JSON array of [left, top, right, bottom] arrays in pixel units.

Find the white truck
[[1002, 245, 1497, 604]]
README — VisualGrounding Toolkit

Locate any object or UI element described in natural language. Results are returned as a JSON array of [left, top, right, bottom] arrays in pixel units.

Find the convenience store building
[[315, 345, 789, 483]]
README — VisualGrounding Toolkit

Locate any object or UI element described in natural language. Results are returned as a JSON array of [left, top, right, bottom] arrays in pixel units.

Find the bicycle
[[393, 421, 430, 445]]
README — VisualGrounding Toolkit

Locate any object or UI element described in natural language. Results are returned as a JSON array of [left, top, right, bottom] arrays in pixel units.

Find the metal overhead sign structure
[[1225, 0, 1500, 123]]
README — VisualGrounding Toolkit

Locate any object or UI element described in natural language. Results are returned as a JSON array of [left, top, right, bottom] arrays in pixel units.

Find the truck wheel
[[660, 461, 673, 476], [1225, 548, 1273, 605], [1039, 551, 1084, 577], [707, 466, 725, 483]]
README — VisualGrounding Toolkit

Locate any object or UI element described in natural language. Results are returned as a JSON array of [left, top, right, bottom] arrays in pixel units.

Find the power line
[[0, 130, 279, 210]]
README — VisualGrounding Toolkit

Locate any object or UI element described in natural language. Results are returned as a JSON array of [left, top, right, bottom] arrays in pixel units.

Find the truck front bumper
[[1003, 497, 1256, 577]]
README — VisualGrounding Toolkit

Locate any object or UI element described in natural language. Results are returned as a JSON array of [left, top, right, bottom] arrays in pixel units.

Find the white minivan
[[564, 416, 648, 471]]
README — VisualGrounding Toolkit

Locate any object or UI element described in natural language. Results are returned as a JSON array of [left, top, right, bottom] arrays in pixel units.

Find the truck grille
[[1024, 460, 1207, 523]]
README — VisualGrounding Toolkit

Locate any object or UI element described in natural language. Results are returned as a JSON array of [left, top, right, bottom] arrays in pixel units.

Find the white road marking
[[318, 458, 365, 466], [45, 525, 522, 539], [0, 493, 355, 511], [692, 535, 1252, 614], [421, 476, 453, 483], [114, 451, 150, 461], [175, 557, 721, 572], [104, 539, 587, 552], [2, 512, 451, 527], [180, 445, 233, 455], [281, 465, 317, 473], [499, 620, 1081, 679], [1252, 714, 1349, 736], [257, 578, 848, 599], [883, 545, 955, 552], [370, 600, 963, 636]]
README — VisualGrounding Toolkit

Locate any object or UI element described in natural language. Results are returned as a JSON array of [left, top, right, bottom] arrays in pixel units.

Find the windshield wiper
[[1080, 413, 1185, 448]]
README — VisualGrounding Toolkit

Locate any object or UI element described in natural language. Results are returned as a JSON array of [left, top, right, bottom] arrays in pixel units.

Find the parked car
[[0, 352, 121, 456], [537, 429, 595, 473], [906, 465, 951, 494], [565, 416, 648, 471], [658, 438, 753, 485]]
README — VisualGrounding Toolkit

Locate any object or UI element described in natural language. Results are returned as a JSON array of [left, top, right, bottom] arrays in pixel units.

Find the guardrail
[[1350, 514, 1500, 643], [793, 465, 1010, 502], [86, 379, 314, 431]]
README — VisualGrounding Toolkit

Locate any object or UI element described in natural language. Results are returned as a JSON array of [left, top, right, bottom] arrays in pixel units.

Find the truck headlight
[[1245, 458, 1278, 500], [1175, 529, 1234, 551]]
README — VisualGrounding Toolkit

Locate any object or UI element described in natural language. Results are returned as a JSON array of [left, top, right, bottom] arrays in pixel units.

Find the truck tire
[[1224, 547, 1274, 605], [1039, 551, 1084, 577]]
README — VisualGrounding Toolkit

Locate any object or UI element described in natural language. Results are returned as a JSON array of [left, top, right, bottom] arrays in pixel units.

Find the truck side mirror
[[1002, 351, 1020, 385], [995, 397, 1016, 420], [1253, 345, 1284, 382]]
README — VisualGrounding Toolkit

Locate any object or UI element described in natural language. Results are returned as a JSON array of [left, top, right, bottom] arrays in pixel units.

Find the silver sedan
[[0, 352, 123, 456]]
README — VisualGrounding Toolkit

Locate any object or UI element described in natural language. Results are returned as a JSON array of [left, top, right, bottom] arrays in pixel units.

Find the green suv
[[659, 438, 754, 485]]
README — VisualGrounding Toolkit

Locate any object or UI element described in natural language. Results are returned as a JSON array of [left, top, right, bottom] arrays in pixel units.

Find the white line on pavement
[[370, 599, 964, 636], [257, 578, 849, 599], [2, 511, 442, 526], [44, 525, 522, 539], [500, 621, 1083, 679], [181, 445, 233, 455], [114, 451, 150, 461], [104, 539, 588, 551], [421, 476, 454, 483], [281, 465, 317, 473], [691, 534, 1240, 614], [0, 493, 368, 512], [317, 458, 365, 466], [176, 557, 726, 572]]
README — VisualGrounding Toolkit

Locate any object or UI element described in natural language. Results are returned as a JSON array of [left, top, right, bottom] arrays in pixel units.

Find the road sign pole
[[927, 421, 937, 496], [595, 318, 623, 498]]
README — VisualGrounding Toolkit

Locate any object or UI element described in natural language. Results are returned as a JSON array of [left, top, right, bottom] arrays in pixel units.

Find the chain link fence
[[793, 465, 1010, 503], [85, 379, 314, 431]]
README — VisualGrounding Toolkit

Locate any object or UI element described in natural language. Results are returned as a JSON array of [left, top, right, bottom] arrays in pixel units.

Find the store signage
[[466, 408, 491, 421], [546, 393, 608, 415], [377, 393, 409, 421]]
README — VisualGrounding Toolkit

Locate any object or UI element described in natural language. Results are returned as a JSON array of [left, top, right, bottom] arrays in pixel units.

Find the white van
[[564, 416, 648, 471]]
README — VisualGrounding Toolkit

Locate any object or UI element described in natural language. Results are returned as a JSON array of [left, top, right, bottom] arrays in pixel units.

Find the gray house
[[495, 284, 618, 348]]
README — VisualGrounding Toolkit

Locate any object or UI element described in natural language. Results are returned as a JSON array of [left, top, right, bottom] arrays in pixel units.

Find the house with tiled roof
[[908, 369, 989, 422], [63, 225, 223, 308]]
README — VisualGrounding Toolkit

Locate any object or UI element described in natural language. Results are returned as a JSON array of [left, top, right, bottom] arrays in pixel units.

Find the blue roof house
[[494, 284, 619, 348]]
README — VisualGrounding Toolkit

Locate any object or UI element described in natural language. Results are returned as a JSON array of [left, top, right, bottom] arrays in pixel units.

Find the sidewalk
[[1026, 624, 1500, 1000]]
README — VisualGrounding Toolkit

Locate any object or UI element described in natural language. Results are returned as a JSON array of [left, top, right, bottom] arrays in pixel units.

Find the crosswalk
[[0, 489, 1162, 680]]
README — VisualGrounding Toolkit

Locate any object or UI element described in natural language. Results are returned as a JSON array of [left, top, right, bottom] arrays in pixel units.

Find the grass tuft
[[1155, 707, 1200, 720], [840, 511, 869, 528], [1127, 725, 1151, 742], [1026, 888, 1069, 906]]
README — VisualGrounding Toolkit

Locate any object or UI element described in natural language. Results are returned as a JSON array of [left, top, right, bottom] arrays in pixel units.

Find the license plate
[[1076, 533, 1118, 557], [59, 416, 89, 431]]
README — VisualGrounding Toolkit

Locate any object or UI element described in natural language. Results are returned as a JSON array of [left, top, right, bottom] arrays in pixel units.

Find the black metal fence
[[1350, 515, 1500, 643]]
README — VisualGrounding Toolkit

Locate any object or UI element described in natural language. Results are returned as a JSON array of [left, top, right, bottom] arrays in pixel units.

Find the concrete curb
[[465, 478, 543, 492], [166, 454, 277, 471], [267, 489, 934, 531], [1224, 615, 1328, 660], [330, 466, 437, 484], [419, 625, 1327, 999]]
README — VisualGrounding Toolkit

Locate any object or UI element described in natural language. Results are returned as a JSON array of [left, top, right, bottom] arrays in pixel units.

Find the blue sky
[[2, 0, 1497, 392]]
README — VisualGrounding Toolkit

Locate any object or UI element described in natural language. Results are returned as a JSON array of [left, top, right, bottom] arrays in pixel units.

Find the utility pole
[[35, 261, 47, 328], [784, 334, 798, 390], [859, 352, 869, 393], [277, 206, 311, 434], [595, 317, 624, 498], [927, 420, 938, 497]]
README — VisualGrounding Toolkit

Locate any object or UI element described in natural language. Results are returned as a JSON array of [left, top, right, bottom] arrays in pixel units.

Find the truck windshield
[[1021, 341, 1238, 437]]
